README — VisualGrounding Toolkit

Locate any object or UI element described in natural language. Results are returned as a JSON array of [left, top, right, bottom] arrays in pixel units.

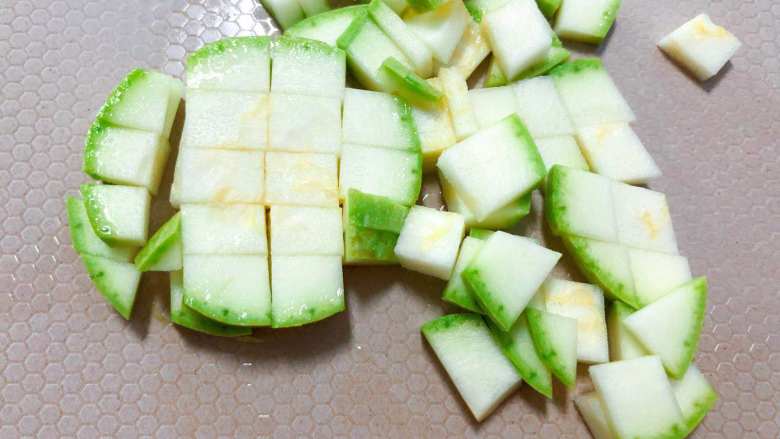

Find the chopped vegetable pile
[[67, 0, 739, 435]]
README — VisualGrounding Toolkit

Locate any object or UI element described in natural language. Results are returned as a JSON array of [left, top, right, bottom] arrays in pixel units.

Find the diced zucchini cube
[[80, 184, 151, 247], [526, 307, 578, 387], [181, 204, 267, 255], [83, 122, 169, 194], [268, 93, 341, 155], [169, 271, 251, 337], [611, 182, 678, 253], [337, 14, 413, 91], [421, 314, 522, 421], [411, 78, 457, 171], [134, 212, 182, 272], [186, 36, 271, 92], [339, 144, 422, 206], [270, 206, 343, 256], [437, 115, 545, 221], [369, 0, 434, 77], [66, 197, 137, 262], [658, 14, 741, 81], [550, 59, 635, 129], [484, 0, 553, 80], [562, 235, 639, 308], [439, 67, 478, 140], [97, 69, 184, 138], [404, 0, 470, 65], [545, 165, 617, 242], [285, 5, 369, 47], [512, 76, 574, 138], [181, 90, 268, 150], [170, 149, 264, 206], [467, 86, 516, 129], [541, 278, 608, 363], [346, 189, 410, 233], [344, 223, 400, 264], [183, 254, 271, 326], [577, 123, 661, 184], [271, 255, 345, 328], [554, 0, 621, 45], [628, 248, 692, 306], [671, 364, 719, 437], [624, 277, 707, 378], [271, 37, 346, 98], [607, 300, 648, 362], [378, 57, 444, 109], [463, 231, 561, 331], [393, 205, 465, 279], [442, 236, 485, 312], [265, 152, 339, 207], [81, 254, 142, 320], [535, 136, 589, 174], [440, 172, 531, 229], [342, 88, 420, 151], [261, 0, 305, 29], [589, 356, 685, 439]]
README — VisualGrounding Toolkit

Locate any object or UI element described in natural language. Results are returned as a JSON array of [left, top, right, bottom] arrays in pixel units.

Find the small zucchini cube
[[181, 90, 268, 150], [268, 93, 342, 155], [611, 181, 678, 253], [554, 0, 621, 45], [186, 36, 271, 93], [271, 255, 345, 328], [577, 123, 661, 184], [437, 115, 545, 221], [342, 88, 420, 151], [339, 144, 422, 206], [265, 152, 339, 207], [271, 36, 346, 98], [512, 76, 574, 138], [270, 206, 344, 256], [80, 184, 151, 247], [393, 205, 466, 280], [483, 0, 553, 80], [658, 14, 741, 81], [181, 204, 267, 255], [170, 149, 264, 206]]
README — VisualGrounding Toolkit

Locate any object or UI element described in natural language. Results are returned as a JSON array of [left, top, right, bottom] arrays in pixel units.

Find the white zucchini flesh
[[180, 90, 268, 150], [550, 59, 636, 129], [394, 205, 466, 280], [186, 37, 271, 93], [624, 277, 707, 378], [170, 149, 264, 206], [271, 37, 346, 99], [411, 78, 457, 170], [512, 76, 574, 138], [574, 392, 616, 439], [342, 88, 419, 151], [628, 248, 692, 306], [264, 152, 339, 207], [183, 254, 272, 326], [268, 93, 342, 155], [80, 184, 151, 247], [658, 14, 742, 81], [611, 181, 678, 254], [526, 307, 578, 387], [369, 0, 434, 77], [535, 135, 589, 174], [422, 314, 522, 421], [545, 166, 618, 242], [181, 204, 267, 255], [66, 197, 137, 262], [484, 0, 552, 80], [444, 21, 491, 79], [541, 278, 609, 363], [463, 231, 561, 331], [589, 356, 685, 439], [577, 123, 661, 184], [271, 255, 345, 328], [467, 86, 516, 130], [270, 206, 344, 256], [606, 300, 648, 362], [436, 115, 545, 221], [338, 144, 422, 206], [671, 364, 719, 436], [553, 0, 620, 44]]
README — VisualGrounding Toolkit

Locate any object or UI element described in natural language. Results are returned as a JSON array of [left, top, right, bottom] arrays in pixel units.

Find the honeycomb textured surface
[[1, 0, 779, 437]]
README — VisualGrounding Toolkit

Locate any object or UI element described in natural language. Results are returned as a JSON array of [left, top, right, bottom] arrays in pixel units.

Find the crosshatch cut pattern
[[1, 0, 779, 437]]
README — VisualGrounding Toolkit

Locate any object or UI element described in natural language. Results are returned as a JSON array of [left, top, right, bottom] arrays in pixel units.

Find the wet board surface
[[1, 0, 779, 437]]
